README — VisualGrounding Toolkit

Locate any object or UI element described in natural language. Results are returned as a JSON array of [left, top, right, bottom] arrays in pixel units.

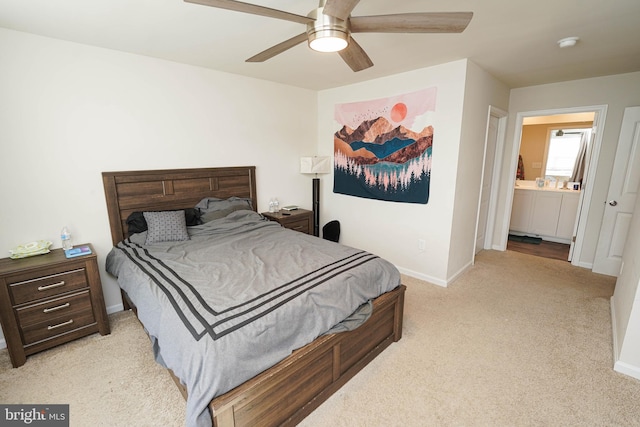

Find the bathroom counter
[[514, 180, 581, 193]]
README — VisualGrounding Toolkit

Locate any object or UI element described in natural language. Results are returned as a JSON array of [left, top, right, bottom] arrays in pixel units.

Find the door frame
[[497, 104, 608, 267], [474, 105, 508, 261]]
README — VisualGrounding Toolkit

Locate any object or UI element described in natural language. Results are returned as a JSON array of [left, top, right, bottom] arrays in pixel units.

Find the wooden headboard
[[102, 166, 257, 245]]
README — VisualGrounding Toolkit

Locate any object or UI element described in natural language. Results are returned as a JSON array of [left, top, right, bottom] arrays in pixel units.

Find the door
[[475, 113, 499, 254], [612, 190, 640, 375], [592, 106, 640, 275]]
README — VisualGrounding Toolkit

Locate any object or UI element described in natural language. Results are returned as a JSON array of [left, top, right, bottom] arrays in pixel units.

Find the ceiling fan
[[184, 0, 473, 72]]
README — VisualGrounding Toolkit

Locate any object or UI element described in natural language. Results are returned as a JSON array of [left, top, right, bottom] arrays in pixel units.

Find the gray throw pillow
[[201, 204, 252, 223], [195, 197, 252, 213], [143, 211, 190, 244]]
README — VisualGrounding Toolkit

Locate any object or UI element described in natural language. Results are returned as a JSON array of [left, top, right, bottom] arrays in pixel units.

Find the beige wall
[[0, 28, 318, 346], [519, 121, 593, 181], [317, 59, 509, 285], [318, 60, 466, 285], [448, 60, 510, 279]]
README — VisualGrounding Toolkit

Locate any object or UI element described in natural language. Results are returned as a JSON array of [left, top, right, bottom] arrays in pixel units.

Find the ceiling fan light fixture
[[308, 30, 348, 52], [307, 7, 349, 53]]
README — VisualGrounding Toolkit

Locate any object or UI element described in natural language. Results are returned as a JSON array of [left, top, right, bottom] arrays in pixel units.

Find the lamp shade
[[300, 156, 332, 174]]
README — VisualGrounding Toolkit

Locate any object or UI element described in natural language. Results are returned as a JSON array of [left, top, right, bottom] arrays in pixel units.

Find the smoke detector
[[557, 37, 579, 48]]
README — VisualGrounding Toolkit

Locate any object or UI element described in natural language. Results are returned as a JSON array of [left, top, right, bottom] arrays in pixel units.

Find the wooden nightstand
[[0, 243, 110, 368], [262, 209, 313, 235]]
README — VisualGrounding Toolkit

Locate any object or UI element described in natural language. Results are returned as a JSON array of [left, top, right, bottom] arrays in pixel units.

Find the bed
[[102, 166, 406, 427]]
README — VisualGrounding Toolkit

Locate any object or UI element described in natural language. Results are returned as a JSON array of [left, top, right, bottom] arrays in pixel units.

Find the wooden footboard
[[208, 284, 406, 427]]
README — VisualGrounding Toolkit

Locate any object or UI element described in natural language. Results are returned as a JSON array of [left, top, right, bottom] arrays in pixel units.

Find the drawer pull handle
[[43, 303, 70, 313], [38, 281, 65, 291], [47, 319, 73, 330]]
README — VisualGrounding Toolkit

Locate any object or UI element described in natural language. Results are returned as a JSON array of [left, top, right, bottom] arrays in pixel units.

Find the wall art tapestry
[[333, 87, 436, 204]]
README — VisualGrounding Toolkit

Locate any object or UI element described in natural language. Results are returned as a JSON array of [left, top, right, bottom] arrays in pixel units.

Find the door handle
[[608, 200, 618, 206]]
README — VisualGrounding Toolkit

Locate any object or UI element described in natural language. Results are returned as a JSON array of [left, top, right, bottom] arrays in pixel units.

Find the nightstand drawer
[[20, 305, 96, 346], [286, 218, 311, 234], [16, 290, 92, 328], [262, 209, 313, 235], [9, 268, 88, 305]]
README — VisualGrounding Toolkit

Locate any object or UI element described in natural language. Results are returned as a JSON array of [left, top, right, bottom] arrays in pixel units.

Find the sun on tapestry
[[333, 87, 435, 204]]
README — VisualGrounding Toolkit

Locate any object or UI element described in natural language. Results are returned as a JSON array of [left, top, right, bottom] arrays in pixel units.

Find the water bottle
[[268, 199, 275, 213], [273, 198, 280, 212], [61, 226, 73, 250]]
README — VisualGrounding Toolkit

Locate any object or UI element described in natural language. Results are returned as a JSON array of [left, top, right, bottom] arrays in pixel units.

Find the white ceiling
[[1, 0, 639, 91]]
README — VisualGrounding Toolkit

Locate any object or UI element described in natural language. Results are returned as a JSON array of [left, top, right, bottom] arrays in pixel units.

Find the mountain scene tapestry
[[333, 87, 436, 204]]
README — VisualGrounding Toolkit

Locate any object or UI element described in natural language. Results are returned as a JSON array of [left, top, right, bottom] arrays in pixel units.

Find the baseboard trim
[[610, 297, 640, 381], [446, 260, 473, 285], [107, 303, 125, 315], [614, 361, 640, 381], [572, 260, 594, 270], [397, 259, 473, 288], [396, 266, 447, 287], [611, 296, 621, 365]]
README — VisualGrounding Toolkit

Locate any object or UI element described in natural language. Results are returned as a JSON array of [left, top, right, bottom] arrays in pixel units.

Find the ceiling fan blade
[[338, 37, 373, 72], [184, 0, 313, 25], [246, 33, 308, 63], [322, 0, 361, 21], [350, 12, 473, 33]]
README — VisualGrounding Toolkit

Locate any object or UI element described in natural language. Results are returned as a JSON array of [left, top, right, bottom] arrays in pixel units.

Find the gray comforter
[[105, 210, 400, 427]]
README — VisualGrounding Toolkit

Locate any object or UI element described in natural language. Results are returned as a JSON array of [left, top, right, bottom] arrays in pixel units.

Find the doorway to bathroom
[[504, 105, 607, 264]]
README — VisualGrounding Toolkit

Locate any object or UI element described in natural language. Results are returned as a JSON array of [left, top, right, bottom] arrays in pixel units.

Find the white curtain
[[570, 131, 590, 182]]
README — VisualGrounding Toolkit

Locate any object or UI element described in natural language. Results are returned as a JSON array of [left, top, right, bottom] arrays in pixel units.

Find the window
[[544, 128, 590, 179]]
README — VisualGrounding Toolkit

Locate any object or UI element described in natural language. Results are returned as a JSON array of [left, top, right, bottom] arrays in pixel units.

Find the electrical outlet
[[418, 239, 426, 251]]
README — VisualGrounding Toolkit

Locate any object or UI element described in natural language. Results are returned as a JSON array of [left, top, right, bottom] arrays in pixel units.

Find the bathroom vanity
[[509, 181, 581, 243]]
